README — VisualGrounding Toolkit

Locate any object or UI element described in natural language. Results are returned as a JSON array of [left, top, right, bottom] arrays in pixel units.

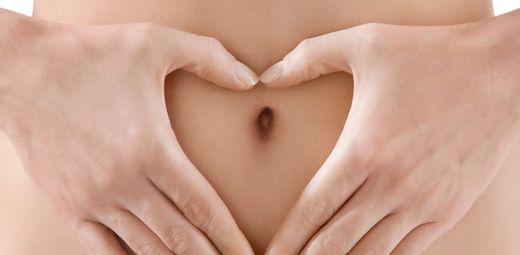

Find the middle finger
[[301, 180, 393, 255], [127, 181, 220, 254]]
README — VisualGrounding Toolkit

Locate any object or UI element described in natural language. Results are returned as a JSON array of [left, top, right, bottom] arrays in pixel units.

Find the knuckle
[[398, 211, 418, 229], [288, 37, 323, 83], [346, 129, 380, 158], [295, 38, 315, 61], [58, 183, 105, 215], [206, 36, 224, 52], [201, 232, 239, 255], [299, 197, 336, 230], [114, 125, 157, 163], [318, 231, 349, 254], [131, 22, 156, 42], [356, 23, 389, 56], [58, 28, 85, 51], [338, 141, 374, 177], [73, 220, 94, 236], [288, 66, 305, 85], [352, 227, 397, 255], [204, 36, 225, 61], [183, 198, 215, 230], [163, 227, 194, 254], [73, 189, 101, 212], [297, 38, 312, 51], [193, 62, 211, 79], [122, 22, 157, 58], [380, 171, 410, 198], [134, 242, 164, 255], [94, 168, 126, 196], [299, 36, 322, 60], [358, 23, 382, 45], [214, 231, 242, 254], [201, 36, 226, 81], [119, 124, 147, 148], [73, 222, 105, 254]]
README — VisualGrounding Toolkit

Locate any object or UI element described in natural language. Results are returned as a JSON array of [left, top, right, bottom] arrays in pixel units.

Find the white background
[[0, 0, 519, 18]]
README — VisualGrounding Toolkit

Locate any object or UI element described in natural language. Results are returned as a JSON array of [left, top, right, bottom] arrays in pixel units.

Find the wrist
[[0, 8, 50, 52], [0, 8, 53, 87], [474, 9, 520, 133], [492, 9, 520, 123], [0, 8, 55, 132], [488, 8, 520, 57], [0, 8, 77, 92], [445, 9, 520, 138]]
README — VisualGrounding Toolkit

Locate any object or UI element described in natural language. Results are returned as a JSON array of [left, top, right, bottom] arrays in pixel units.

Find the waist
[[30, 1, 501, 253], [32, 0, 495, 156], [33, 0, 494, 75], [31, 0, 496, 183]]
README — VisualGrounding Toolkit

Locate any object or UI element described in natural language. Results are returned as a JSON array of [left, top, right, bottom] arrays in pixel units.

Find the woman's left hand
[[261, 11, 520, 255]]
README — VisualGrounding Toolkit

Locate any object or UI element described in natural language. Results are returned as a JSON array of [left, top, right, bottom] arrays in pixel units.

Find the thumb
[[259, 27, 366, 88], [157, 27, 258, 90]]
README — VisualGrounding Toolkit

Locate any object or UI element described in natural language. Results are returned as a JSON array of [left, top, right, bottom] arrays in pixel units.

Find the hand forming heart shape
[[259, 15, 520, 255], [2, 6, 520, 255], [0, 15, 259, 255]]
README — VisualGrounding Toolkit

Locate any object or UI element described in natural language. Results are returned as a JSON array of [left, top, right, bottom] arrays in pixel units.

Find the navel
[[257, 107, 274, 141]]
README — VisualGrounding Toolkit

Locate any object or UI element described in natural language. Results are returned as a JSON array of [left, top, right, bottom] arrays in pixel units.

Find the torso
[[2, 0, 520, 254]]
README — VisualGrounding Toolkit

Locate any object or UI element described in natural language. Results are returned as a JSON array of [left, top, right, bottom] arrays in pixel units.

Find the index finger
[[74, 220, 127, 255], [148, 136, 254, 255], [265, 141, 369, 255], [259, 24, 376, 88], [154, 26, 259, 90]]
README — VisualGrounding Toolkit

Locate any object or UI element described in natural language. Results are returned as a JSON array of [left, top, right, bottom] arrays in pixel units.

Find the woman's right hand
[[0, 9, 257, 255]]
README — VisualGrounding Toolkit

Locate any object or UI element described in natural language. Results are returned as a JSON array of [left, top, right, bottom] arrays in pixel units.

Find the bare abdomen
[[2, 0, 518, 254]]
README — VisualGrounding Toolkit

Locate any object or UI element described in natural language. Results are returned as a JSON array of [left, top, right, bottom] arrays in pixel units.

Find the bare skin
[[0, 8, 258, 255], [1, 1, 519, 255], [262, 9, 520, 255]]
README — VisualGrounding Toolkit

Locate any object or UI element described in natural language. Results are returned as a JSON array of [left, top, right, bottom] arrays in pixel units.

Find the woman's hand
[[261, 10, 520, 255], [0, 9, 257, 255]]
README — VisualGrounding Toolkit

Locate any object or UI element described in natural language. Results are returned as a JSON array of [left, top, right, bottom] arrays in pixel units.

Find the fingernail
[[260, 61, 284, 83], [235, 61, 259, 88]]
